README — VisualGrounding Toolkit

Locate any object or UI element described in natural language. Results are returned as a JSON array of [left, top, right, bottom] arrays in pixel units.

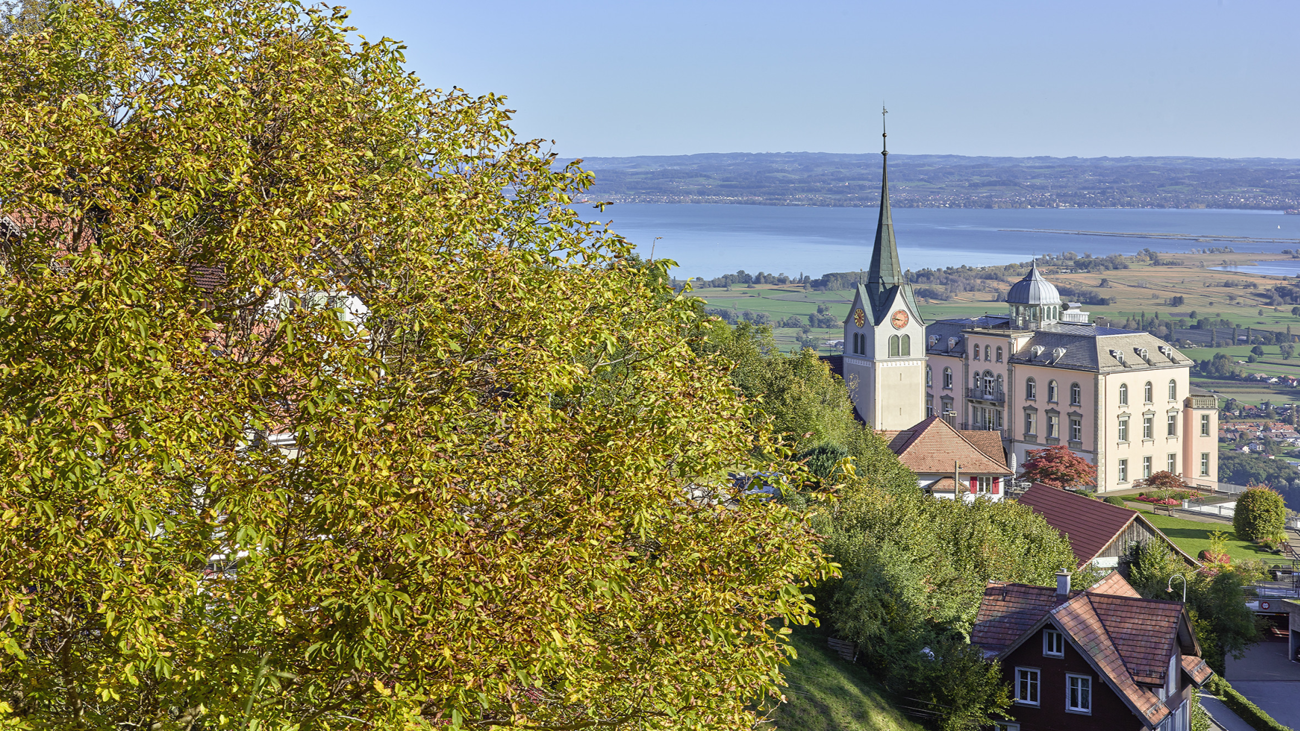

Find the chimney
[[1056, 570, 1071, 596]]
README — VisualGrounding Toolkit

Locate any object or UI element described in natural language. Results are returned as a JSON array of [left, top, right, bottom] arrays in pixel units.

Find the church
[[836, 128, 1219, 494]]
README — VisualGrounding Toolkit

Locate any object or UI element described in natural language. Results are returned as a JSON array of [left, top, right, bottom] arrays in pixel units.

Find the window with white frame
[[1143, 414, 1153, 440], [977, 476, 993, 494], [1070, 416, 1082, 442], [1118, 458, 1128, 483], [1201, 452, 1210, 476], [1169, 379, 1177, 401], [1070, 382, 1081, 406], [1066, 674, 1092, 713], [1143, 456, 1152, 479], [1048, 414, 1059, 439], [1043, 629, 1064, 657], [1026, 378, 1037, 400], [1167, 412, 1177, 437], [1144, 381, 1153, 403], [1025, 411, 1037, 437], [1048, 380, 1058, 402], [943, 367, 952, 390], [1118, 417, 1129, 443], [1168, 454, 1176, 474], [1119, 382, 1128, 405], [1015, 667, 1040, 706], [1201, 413, 1211, 437]]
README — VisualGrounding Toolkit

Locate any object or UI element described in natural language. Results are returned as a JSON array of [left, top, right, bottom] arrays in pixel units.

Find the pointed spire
[[868, 106, 903, 299]]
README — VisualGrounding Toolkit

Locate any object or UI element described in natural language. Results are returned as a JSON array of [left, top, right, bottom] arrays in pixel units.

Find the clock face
[[891, 310, 910, 329], [853, 308, 865, 327]]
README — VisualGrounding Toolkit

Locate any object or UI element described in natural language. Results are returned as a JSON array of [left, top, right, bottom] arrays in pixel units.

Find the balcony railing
[[966, 387, 1006, 403], [959, 422, 1006, 438]]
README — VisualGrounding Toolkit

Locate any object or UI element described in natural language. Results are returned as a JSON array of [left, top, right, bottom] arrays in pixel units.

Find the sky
[[340, 0, 1300, 160]]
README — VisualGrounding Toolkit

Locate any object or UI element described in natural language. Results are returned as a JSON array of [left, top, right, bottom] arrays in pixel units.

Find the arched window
[[1144, 381, 1153, 403], [889, 335, 900, 357], [996, 346, 1003, 362], [1048, 380, 1058, 403], [1119, 383, 1129, 406], [984, 371, 995, 394], [926, 365, 932, 387], [1070, 382, 1081, 406], [984, 345, 991, 360], [973, 345, 980, 361], [1168, 379, 1177, 401], [901, 334, 911, 356], [1026, 377, 1037, 400], [943, 367, 953, 389]]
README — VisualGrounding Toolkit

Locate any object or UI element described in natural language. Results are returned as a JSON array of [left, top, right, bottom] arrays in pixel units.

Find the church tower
[[842, 110, 926, 429]]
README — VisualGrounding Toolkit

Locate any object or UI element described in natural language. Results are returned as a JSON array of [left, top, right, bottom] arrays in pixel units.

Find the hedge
[[1233, 487, 1287, 542], [1206, 676, 1290, 731]]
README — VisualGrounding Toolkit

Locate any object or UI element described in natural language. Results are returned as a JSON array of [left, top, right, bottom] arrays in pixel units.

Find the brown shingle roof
[[1180, 655, 1213, 686], [970, 582, 1064, 654], [972, 572, 1205, 729], [962, 430, 1008, 468], [1017, 483, 1139, 567], [878, 416, 1011, 475]]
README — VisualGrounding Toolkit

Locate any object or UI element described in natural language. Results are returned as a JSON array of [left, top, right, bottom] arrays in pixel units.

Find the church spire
[[867, 106, 903, 301]]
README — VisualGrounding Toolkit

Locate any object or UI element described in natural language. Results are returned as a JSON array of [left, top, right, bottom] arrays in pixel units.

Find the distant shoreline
[[1000, 228, 1300, 246]]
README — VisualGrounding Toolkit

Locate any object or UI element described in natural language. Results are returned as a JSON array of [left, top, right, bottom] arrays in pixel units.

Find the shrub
[[1104, 496, 1128, 507], [1206, 676, 1292, 731], [1233, 487, 1287, 541]]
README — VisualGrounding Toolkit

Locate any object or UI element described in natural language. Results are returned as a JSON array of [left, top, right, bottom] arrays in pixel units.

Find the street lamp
[[1167, 574, 1188, 603]]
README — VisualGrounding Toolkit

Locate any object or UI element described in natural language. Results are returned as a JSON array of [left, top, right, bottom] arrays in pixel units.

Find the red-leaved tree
[[1020, 445, 1097, 489]]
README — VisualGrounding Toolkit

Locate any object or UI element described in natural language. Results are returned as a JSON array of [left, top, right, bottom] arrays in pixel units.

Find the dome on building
[[1006, 262, 1062, 306]]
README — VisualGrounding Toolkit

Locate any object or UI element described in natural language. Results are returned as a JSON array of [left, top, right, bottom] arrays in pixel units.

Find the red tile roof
[[972, 572, 1209, 729], [879, 416, 1011, 475], [1017, 483, 1139, 567], [1181, 655, 1213, 686]]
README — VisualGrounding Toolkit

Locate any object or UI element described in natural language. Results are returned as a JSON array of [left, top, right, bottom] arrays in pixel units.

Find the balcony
[[960, 422, 1007, 439], [966, 387, 1006, 404]]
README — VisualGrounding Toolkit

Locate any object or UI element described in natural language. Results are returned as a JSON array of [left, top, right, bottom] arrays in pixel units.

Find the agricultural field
[[687, 250, 1300, 404]]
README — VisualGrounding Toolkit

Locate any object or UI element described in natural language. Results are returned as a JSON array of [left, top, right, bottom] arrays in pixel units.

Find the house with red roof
[[972, 571, 1213, 731], [1017, 483, 1199, 572], [880, 415, 1012, 502]]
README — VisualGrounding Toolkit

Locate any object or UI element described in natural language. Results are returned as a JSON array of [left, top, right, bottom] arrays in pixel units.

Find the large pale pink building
[[922, 266, 1219, 493]]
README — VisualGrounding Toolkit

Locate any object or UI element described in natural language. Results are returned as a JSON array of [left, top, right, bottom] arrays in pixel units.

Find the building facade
[[920, 268, 1218, 493], [841, 136, 1217, 492], [840, 130, 926, 430]]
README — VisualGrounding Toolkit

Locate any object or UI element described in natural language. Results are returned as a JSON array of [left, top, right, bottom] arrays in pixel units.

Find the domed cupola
[[1007, 261, 1062, 328]]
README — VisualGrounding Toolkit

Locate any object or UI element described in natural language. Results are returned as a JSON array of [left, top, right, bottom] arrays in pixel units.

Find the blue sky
[[341, 0, 1300, 159]]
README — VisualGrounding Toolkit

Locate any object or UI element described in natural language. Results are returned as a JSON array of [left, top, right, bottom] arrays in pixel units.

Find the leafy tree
[[1251, 345, 1266, 357], [1138, 471, 1186, 491], [816, 485, 1077, 730], [1233, 487, 1288, 542], [0, 0, 46, 36], [1196, 352, 1241, 379], [0, 2, 833, 729], [1126, 542, 1262, 675], [1281, 342, 1295, 360], [1018, 445, 1097, 489]]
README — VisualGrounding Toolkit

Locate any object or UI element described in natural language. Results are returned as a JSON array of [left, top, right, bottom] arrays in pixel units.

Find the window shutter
[[991, 478, 1000, 495], [970, 477, 978, 494]]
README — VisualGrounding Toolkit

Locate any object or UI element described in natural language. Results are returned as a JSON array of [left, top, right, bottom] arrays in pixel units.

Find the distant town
[[580, 152, 1300, 210]]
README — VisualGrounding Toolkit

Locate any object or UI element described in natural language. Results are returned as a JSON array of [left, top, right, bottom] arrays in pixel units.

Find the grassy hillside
[[761, 626, 925, 731]]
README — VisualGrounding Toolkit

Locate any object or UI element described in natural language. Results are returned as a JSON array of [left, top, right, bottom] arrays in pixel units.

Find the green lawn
[[761, 625, 924, 731], [1127, 507, 1282, 564]]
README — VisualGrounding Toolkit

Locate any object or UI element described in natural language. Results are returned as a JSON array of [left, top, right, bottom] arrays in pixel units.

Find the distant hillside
[[761, 626, 925, 731], [577, 152, 1300, 210]]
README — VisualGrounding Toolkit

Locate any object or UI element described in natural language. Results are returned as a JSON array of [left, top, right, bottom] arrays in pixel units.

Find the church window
[[889, 335, 900, 357], [1070, 382, 1081, 406], [996, 346, 1003, 362], [943, 367, 953, 390], [1047, 380, 1058, 403], [984, 345, 991, 360], [1144, 381, 1153, 403], [1168, 379, 1177, 401], [1025, 378, 1037, 400], [901, 334, 911, 356]]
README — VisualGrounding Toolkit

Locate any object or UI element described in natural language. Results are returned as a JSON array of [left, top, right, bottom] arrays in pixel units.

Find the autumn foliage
[[1018, 445, 1097, 489]]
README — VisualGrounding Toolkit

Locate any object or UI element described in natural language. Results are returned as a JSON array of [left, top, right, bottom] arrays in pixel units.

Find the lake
[[588, 204, 1300, 279]]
